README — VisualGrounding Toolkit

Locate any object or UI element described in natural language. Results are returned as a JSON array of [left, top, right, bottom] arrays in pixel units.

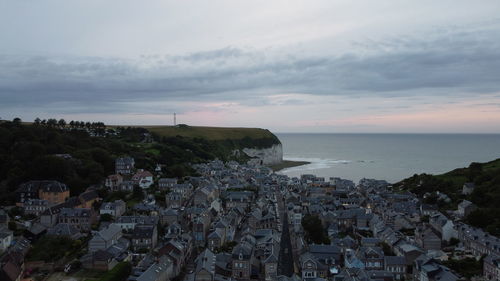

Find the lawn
[[144, 125, 276, 140]]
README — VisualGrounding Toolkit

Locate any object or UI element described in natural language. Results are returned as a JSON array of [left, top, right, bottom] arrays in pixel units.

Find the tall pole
[[174, 113, 176, 126]]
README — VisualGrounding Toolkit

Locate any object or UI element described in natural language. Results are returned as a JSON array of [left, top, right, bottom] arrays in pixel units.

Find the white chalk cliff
[[242, 143, 283, 165]]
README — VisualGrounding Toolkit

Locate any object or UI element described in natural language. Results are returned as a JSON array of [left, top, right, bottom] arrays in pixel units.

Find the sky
[[1, 0, 500, 133]]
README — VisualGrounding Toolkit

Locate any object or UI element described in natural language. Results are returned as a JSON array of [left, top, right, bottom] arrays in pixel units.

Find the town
[[1, 152, 498, 281]]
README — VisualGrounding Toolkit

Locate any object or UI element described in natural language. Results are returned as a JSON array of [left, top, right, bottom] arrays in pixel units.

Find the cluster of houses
[[0, 156, 498, 281]]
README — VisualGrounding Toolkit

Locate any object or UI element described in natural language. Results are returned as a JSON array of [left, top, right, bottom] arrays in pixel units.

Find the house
[[263, 251, 278, 281], [165, 222, 182, 240], [300, 244, 342, 279], [82, 238, 130, 271], [384, 256, 406, 280], [57, 208, 97, 232], [207, 229, 225, 251], [135, 255, 174, 281], [132, 169, 154, 189], [457, 200, 477, 217], [105, 174, 123, 191], [172, 183, 194, 198], [15, 181, 43, 205], [484, 254, 500, 281], [38, 180, 70, 204], [0, 250, 25, 281], [160, 208, 179, 226], [100, 200, 126, 218], [226, 191, 253, 209], [344, 249, 365, 269], [429, 213, 457, 242], [420, 204, 438, 216], [193, 214, 211, 246], [23, 199, 49, 216], [77, 190, 100, 208], [194, 249, 216, 281], [357, 247, 385, 270], [166, 192, 183, 209], [415, 226, 441, 251], [119, 180, 135, 192], [0, 230, 13, 252], [132, 224, 158, 251], [159, 178, 177, 191], [82, 250, 118, 271], [115, 216, 159, 231], [413, 255, 460, 281], [16, 180, 69, 205], [158, 239, 189, 276], [46, 223, 82, 240], [456, 223, 500, 257], [88, 223, 123, 252], [25, 223, 47, 242], [300, 252, 322, 279], [462, 182, 475, 195], [115, 157, 135, 175], [194, 187, 215, 206], [231, 242, 254, 280]]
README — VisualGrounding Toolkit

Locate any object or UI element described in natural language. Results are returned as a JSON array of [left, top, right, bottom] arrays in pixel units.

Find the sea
[[275, 133, 500, 184]]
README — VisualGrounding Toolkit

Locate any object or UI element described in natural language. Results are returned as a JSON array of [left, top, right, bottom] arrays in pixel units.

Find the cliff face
[[242, 143, 283, 165]]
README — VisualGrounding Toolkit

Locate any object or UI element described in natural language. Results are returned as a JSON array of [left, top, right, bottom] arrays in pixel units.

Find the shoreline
[[269, 160, 310, 172]]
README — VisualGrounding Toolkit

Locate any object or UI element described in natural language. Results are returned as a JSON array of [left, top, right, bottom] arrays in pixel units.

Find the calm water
[[275, 133, 500, 183]]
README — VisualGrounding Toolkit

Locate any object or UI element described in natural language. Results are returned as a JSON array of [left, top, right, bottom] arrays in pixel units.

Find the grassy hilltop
[[144, 125, 278, 141]]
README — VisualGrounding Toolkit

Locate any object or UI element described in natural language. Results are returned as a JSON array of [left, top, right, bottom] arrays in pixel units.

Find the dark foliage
[[301, 214, 330, 244], [395, 159, 500, 236]]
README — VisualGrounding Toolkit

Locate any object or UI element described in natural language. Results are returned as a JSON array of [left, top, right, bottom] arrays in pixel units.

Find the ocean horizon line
[[274, 132, 500, 135]]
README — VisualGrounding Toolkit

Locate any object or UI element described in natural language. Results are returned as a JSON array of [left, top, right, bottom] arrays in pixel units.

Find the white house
[[0, 230, 13, 252], [132, 170, 154, 189]]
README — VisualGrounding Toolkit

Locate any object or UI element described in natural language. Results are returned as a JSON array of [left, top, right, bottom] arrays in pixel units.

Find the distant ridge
[[143, 125, 280, 142]]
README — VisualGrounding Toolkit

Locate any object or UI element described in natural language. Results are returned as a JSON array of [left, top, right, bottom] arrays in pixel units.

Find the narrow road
[[278, 203, 294, 276]]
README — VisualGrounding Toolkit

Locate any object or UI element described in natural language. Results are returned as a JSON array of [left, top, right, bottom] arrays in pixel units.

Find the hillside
[[0, 120, 282, 205], [394, 158, 500, 235], [145, 125, 279, 142]]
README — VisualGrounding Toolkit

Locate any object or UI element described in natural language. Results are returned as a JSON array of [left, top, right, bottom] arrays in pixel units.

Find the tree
[[132, 185, 144, 200], [47, 118, 57, 127], [468, 162, 483, 181], [34, 118, 41, 125], [98, 262, 132, 281], [8, 221, 17, 231], [58, 119, 66, 128], [12, 117, 21, 125], [100, 213, 114, 222], [302, 214, 330, 244]]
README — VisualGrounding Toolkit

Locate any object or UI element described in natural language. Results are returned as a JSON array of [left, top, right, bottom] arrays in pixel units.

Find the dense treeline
[[395, 159, 500, 235], [0, 118, 278, 205]]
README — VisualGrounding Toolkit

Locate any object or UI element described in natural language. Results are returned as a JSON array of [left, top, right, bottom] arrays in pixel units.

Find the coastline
[[269, 160, 310, 172]]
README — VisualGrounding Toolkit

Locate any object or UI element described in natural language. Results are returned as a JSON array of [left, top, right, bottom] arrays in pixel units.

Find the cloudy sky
[[1, 0, 500, 133]]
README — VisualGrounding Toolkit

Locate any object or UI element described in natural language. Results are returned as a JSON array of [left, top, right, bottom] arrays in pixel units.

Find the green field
[[144, 125, 277, 141]]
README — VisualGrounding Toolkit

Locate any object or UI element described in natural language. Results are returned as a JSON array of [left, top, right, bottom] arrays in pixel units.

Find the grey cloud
[[1, 22, 500, 114]]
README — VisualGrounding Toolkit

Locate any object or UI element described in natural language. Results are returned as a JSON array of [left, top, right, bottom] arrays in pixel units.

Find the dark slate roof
[[384, 256, 406, 265], [79, 190, 99, 202], [132, 225, 155, 239], [18, 180, 68, 193], [47, 223, 80, 237], [232, 242, 253, 259]]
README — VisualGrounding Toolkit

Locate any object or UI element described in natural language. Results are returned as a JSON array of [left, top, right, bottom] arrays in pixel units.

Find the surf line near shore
[[268, 160, 310, 172]]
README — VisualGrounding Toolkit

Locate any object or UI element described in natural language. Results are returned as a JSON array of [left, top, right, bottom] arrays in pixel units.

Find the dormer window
[[239, 253, 243, 260]]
